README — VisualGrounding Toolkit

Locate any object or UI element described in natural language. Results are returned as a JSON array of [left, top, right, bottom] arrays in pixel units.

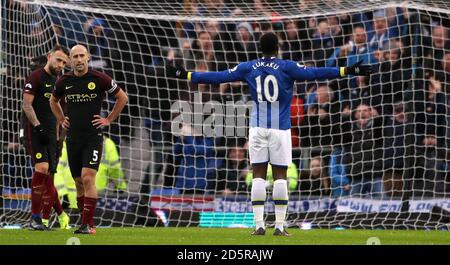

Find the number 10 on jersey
[[255, 75, 279, 102]]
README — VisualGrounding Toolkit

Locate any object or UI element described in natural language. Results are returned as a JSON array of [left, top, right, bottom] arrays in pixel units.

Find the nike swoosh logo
[[45, 84, 53, 87], [65, 86, 73, 90], [89, 161, 98, 165]]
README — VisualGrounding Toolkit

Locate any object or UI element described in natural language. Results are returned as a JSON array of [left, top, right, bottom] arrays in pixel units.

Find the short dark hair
[[353, 23, 365, 30], [259, 21, 272, 31], [50, 44, 69, 56], [197, 30, 209, 38], [259, 32, 278, 56]]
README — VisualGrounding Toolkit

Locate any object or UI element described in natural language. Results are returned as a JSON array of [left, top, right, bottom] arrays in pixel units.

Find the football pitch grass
[[1, 227, 450, 245]]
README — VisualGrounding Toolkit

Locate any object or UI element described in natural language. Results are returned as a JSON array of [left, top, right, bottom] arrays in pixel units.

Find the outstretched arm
[[286, 60, 372, 81], [166, 63, 247, 84], [189, 70, 241, 84]]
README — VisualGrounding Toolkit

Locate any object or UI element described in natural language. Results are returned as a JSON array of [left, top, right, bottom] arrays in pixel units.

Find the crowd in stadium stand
[[2, 0, 450, 203], [165, 2, 450, 199]]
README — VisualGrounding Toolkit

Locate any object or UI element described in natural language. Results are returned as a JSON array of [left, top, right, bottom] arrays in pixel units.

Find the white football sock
[[273, 179, 288, 232], [251, 178, 267, 230]]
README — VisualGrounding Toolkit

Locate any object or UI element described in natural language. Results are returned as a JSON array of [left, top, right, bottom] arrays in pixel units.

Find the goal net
[[1, 0, 450, 230]]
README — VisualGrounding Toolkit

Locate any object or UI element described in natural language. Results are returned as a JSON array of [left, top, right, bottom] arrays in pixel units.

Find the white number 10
[[255, 75, 279, 102]]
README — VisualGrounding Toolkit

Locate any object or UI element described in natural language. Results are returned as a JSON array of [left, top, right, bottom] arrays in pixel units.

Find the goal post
[[1, 0, 450, 230]]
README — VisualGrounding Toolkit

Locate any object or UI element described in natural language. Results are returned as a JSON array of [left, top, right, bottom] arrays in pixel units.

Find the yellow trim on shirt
[[187, 72, 192, 81], [340, 67, 345, 77]]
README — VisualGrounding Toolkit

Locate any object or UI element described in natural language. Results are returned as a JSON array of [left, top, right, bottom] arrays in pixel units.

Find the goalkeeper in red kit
[[50, 45, 128, 234], [21, 45, 71, 230]]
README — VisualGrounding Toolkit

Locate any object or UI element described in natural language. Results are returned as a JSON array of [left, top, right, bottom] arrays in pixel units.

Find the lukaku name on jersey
[[189, 57, 344, 130]]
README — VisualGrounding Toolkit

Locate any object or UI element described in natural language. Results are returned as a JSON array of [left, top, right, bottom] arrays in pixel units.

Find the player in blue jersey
[[166, 32, 372, 236]]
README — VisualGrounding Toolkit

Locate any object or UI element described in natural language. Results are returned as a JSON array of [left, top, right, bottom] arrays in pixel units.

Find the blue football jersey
[[190, 57, 343, 130]]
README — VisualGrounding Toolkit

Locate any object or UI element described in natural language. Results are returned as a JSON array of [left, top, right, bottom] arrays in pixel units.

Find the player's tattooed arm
[[22, 93, 40, 127]]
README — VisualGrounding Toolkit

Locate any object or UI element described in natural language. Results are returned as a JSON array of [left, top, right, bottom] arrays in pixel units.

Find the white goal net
[[1, 0, 450, 229]]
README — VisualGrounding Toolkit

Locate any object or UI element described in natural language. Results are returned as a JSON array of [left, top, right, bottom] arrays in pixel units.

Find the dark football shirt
[[53, 69, 120, 137], [22, 67, 57, 133]]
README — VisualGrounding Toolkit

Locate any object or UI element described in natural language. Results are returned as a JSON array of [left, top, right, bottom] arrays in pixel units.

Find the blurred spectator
[[414, 13, 446, 61], [176, 0, 230, 40], [413, 73, 447, 197], [52, 24, 70, 48], [216, 145, 248, 195], [83, 17, 115, 70], [205, 20, 230, 71], [338, 76, 377, 116], [415, 74, 446, 146], [298, 0, 316, 13], [253, 20, 274, 44], [439, 52, 450, 82], [184, 30, 215, 71], [298, 157, 330, 197], [342, 103, 385, 198], [271, 12, 284, 34], [300, 85, 340, 148], [173, 123, 219, 194], [425, 25, 448, 57], [385, 7, 408, 38], [417, 12, 434, 39], [29, 55, 48, 71], [329, 148, 350, 197], [304, 81, 319, 112], [441, 53, 450, 153], [424, 51, 450, 95], [327, 25, 377, 67], [281, 20, 302, 61], [294, 16, 313, 61], [180, 0, 199, 39], [352, 11, 374, 36], [231, 22, 258, 63], [327, 15, 344, 43], [373, 40, 411, 115], [383, 102, 409, 198], [198, 0, 230, 17], [245, 163, 298, 192], [423, 25, 450, 71], [254, 0, 271, 18], [310, 18, 341, 66], [290, 95, 305, 148], [369, 9, 397, 52]]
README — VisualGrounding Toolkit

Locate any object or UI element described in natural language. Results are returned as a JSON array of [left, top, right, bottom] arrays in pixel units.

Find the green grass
[[1, 228, 450, 245]]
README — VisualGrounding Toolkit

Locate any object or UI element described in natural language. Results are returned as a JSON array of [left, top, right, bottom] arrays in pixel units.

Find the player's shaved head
[[260, 32, 279, 57], [50, 44, 70, 56], [70, 44, 88, 56], [70, 44, 90, 76]]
